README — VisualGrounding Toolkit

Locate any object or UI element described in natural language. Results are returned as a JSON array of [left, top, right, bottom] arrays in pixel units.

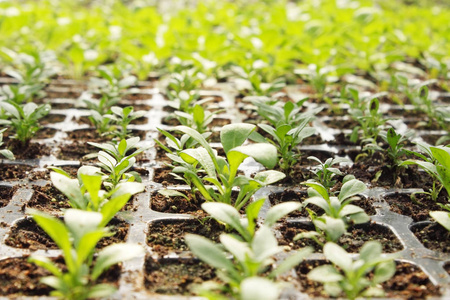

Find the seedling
[[171, 124, 285, 210], [349, 98, 387, 145], [296, 176, 369, 243], [0, 101, 50, 146], [50, 166, 144, 218], [363, 127, 414, 182], [231, 65, 286, 96], [172, 104, 224, 134], [307, 241, 396, 300], [28, 208, 143, 300], [87, 137, 147, 190], [104, 106, 146, 140], [185, 200, 313, 299], [401, 143, 450, 201], [88, 110, 113, 136], [294, 64, 337, 95], [308, 156, 350, 192], [0, 128, 14, 160]]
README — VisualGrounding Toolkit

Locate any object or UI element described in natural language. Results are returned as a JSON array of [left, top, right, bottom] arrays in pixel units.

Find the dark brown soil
[[147, 218, 225, 256], [0, 164, 34, 181], [411, 222, 450, 252], [269, 189, 376, 218], [152, 165, 181, 185], [277, 221, 403, 253], [384, 192, 446, 222], [24, 184, 72, 213], [34, 127, 57, 139], [295, 260, 440, 299], [150, 190, 206, 216], [6, 217, 129, 250], [6, 141, 51, 159], [144, 257, 218, 295], [57, 141, 103, 160], [0, 185, 16, 208], [0, 256, 120, 297], [40, 114, 66, 125]]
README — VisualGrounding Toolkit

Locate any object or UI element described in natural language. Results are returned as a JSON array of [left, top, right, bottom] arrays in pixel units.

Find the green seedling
[[0, 84, 44, 104], [0, 101, 50, 146], [104, 106, 146, 140], [294, 64, 337, 96], [232, 65, 286, 96], [349, 98, 387, 145], [401, 143, 450, 201], [258, 114, 316, 173], [307, 241, 396, 300], [0, 128, 14, 160], [308, 156, 350, 192], [171, 124, 285, 210], [87, 137, 146, 190], [50, 165, 144, 217], [88, 110, 113, 136], [172, 104, 224, 134], [185, 200, 313, 299], [296, 176, 369, 243], [28, 209, 143, 300]]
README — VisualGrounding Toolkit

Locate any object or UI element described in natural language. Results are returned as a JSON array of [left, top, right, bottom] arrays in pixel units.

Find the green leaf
[[270, 247, 313, 278], [253, 170, 286, 186], [265, 201, 301, 227], [338, 179, 366, 202], [180, 147, 215, 178], [240, 277, 280, 300], [100, 193, 131, 227], [359, 241, 382, 262], [86, 284, 117, 298], [158, 189, 189, 200], [64, 209, 103, 245], [252, 226, 281, 262], [185, 234, 236, 274], [220, 234, 250, 262], [50, 172, 85, 209], [76, 229, 107, 265], [221, 123, 256, 154], [307, 265, 344, 282], [28, 255, 62, 277], [201, 202, 245, 236], [323, 242, 352, 271], [91, 243, 144, 280], [80, 173, 102, 209], [229, 143, 278, 169], [373, 260, 396, 284], [304, 182, 329, 200], [430, 211, 450, 231]]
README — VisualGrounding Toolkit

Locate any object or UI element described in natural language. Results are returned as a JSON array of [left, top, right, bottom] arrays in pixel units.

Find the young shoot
[[296, 176, 369, 243], [0, 128, 14, 160], [104, 106, 146, 140], [308, 156, 350, 192], [170, 124, 285, 210], [28, 209, 143, 300], [307, 241, 396, 300], [0, 101, 50, 146], [185, 200, 313, 299], [87, 137, 147, 190]]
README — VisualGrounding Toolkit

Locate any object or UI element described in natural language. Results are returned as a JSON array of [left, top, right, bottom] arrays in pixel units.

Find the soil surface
[[0, 164, 34, 181], [147, 218, 225, 256], [6, 217, 129, 250], [150, 190, 206, 216], [277, 221, 403, 253], [0, 256, 120, 297], [0, 185, 16, 208], [411, 222, 450, 252], [295, 260, 441, 299], [144, 257, 218, 295], [152, 165, 182, 185], [384, 192, 446, 222], [5, 140, 51, 159]]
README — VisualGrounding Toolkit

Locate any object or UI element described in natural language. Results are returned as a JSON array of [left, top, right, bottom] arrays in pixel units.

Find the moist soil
[[5, 140, 51, 159], [24, 184, 71, 213], [5, 217, 129, 250], [0, 256, 120, 297], [152, 165, 182, 185], [269, 189, 376, 218], [150, 190, 206, 216], [277, 221, 403, 253], [144, 257, 218, 295], [0, 164, 34, 181], [0, 185, 16, 208], [147, 218, 225, 256], [295, 260, 441, 299], [411, 222, 450, 252], [384, 192, 446, 222]]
